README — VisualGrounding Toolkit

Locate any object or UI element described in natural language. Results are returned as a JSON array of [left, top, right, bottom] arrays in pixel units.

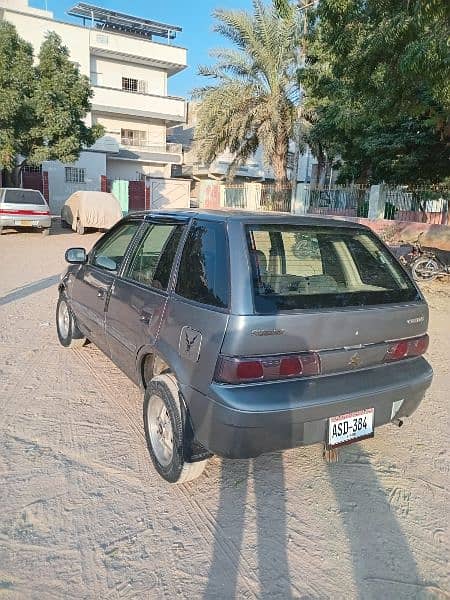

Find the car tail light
[[215, 352, 321, 384], [385, 334, 429, 362], [0, 208, 50, 215]]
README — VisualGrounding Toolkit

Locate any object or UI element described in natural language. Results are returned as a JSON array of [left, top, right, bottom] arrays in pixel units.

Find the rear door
[[105, 218, 187, 380], [70, 219, 141, 353], [156, 218, 230, 394]]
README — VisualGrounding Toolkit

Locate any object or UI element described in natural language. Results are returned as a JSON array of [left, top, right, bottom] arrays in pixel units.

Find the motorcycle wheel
[[411, 256, 441, 281]]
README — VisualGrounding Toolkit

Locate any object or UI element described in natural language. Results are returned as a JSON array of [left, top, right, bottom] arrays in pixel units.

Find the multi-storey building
[[168, 101, 317, 185], [0, 0, 187, 211]]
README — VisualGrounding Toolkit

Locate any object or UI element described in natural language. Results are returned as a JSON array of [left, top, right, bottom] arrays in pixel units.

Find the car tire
[[61, 219, 70, 229], [76, 221, 85, 235], [56, 294, 86, 349], [143, 374, 207, 483], [0, 226, 3, 235]]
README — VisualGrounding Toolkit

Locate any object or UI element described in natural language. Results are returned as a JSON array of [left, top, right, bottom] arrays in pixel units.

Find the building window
[[23, 164, 42, 174], [65, 167, 85, 184], [122, 77, 147, 94], [121, 129, 147, 147]]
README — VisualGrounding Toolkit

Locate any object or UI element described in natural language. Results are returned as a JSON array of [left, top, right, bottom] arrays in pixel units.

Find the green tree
[[0, 26, 103, 186], [0, 22, 35, 180], [303, 0, 450, 183], [194, 0, 301, 187]]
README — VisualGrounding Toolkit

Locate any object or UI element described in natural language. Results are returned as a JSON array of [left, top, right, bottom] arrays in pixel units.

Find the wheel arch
[[137, 346, 174, 391]]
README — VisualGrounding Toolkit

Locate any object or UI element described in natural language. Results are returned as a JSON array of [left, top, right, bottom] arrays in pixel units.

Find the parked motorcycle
[[392, 232, 450, 281], [390, 234, 423, 268], [411, 250, 450, 281]]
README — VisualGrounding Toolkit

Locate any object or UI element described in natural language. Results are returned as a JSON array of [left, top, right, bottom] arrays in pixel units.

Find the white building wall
[[44, 151, 106, 214], [1, 8, 91, 75], [106, 159, 169, 181], [90, 56, 166, 96], [0, 0, 52, 18]]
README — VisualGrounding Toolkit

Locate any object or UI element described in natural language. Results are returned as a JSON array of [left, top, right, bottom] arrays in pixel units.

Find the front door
[[71, 219, 142, 353], [106, 220, 186, 380]]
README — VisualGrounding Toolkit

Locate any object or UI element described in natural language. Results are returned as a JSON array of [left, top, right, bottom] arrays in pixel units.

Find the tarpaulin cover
[[61, 191, 122, 230]]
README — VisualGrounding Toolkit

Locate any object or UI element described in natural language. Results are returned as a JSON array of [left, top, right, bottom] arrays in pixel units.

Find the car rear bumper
[[0, 214, 51, 228], [181, 357, 433, 458]]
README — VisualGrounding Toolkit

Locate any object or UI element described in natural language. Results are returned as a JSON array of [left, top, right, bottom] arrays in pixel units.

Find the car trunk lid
[[221, 303, 428, 375]]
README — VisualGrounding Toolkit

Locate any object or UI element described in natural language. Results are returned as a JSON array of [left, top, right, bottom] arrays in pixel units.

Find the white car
[[0, 188, 51, 235]]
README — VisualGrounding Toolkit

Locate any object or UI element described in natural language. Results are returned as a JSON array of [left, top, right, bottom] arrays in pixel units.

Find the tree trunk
[[2, 168, 15, 187], [313, 145, 326, 186], [273, 139, 288, 191], [290, 122, 302, 204], [13, 161, 26, 187], [2, 162, 26, 187]]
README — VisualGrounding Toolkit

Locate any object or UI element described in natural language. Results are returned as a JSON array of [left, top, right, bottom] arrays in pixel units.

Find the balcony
[[98, 134, 182, 164], [121, 138, 182, 153], [91, 86, 186, 123], [89, 30, 187, 75], [192, 160, 266, 180]]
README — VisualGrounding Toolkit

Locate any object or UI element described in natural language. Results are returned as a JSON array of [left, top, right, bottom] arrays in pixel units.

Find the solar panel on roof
[[68, 2, 182, 39]]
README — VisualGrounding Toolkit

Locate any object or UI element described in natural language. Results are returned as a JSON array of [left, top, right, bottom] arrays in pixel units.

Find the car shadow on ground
[[203, 444, 421, 600], [0, 275, 60, 307]]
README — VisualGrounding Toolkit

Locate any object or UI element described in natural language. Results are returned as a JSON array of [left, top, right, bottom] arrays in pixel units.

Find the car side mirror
[[94, 255, 117, 271], [65, 247, 87, 264]]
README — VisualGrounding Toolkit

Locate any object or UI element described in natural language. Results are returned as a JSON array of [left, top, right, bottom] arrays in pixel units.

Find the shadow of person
[[203, 454, 292, 600], [327, 444, 421, 600]]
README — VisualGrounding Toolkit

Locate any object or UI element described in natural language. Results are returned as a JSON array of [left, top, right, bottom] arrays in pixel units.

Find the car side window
[[125, 223, 184, 290], [176, 219, 229, 309], [91, 221, 141, 271]]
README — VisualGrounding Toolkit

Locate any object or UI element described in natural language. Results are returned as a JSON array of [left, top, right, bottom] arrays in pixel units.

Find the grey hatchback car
[[56, 210, 433, 483]]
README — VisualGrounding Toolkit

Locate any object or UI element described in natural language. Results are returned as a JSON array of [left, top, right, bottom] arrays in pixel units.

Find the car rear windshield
[[246, 224, 419, 312], [3, 189, 46, 205]]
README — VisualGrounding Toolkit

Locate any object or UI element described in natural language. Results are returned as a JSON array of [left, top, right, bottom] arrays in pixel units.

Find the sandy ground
[[0, 224, 449, 600]]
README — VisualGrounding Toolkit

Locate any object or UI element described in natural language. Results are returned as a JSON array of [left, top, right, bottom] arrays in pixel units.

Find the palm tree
[[194, 0, 301, 189]]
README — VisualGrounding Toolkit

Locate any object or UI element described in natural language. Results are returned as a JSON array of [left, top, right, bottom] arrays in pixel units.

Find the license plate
[[15, 220, 33, 226], [327, 408, 374, 448]]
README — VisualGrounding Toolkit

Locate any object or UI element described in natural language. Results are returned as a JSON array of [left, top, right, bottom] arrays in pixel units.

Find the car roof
[[130, 208, 368, 229]]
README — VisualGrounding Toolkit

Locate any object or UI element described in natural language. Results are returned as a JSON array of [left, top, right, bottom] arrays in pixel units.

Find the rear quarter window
[[247, 224, 419, 313], [176, 219, 229, 309]]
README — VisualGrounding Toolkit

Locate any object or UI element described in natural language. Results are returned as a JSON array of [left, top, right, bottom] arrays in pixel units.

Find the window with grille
[[122, 77, 147, 93], [23, 164, 42, 174], [65, 167, 85, 184], [121, 129, 147, 147]]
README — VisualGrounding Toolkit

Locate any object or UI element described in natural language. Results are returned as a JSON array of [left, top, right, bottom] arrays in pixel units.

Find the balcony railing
[[91, 86, 186, 122], [120, 138, 182, 153]]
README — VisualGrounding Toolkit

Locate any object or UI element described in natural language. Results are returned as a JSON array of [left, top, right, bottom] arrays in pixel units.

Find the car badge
[[179, 326, 202, 362], [348, 352, 362, 368]]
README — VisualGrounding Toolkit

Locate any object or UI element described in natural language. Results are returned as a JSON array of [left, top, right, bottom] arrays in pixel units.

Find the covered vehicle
[[61, 191, 122, 234], [0, 188, 51, 235]]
